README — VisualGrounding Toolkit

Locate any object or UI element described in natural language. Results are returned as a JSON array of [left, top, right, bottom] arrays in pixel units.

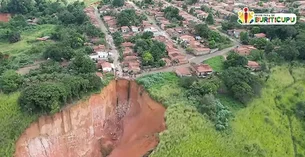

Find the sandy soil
[[14, 79, 166, 157]]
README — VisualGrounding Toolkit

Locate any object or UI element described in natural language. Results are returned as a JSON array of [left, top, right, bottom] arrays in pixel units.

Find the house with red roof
[[246, 61, 261, 71], [175, 67, 192, 77], [234, 45, 257, 55], [190, 63, 213, 77]]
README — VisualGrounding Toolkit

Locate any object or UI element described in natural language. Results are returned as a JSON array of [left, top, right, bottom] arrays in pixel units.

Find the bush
[[8, 32, 21, 43], [0, 70, 23, 93], [19, 82, 67, 114]]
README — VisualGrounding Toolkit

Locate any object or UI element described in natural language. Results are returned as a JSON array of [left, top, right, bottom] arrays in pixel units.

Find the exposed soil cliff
[[14, 79, 166, 157]]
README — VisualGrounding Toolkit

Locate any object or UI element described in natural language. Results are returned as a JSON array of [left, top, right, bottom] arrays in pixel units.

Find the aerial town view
[[0, 0, 305, 156]]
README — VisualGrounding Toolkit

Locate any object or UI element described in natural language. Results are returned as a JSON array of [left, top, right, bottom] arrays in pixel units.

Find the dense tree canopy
[[0, 70, 23, 93], [224, 52, 248, 68], [117, 9, 142, 26], [69, 54, 96, 74], [112, 0, 125, 7], [221, 67, 261, 104], [163, 6, 184, 22], [206, 13, 214, 25]]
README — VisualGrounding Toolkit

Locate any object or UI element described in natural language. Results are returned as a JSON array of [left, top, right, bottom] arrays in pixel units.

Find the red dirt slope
[[14, 79, 166, 157]]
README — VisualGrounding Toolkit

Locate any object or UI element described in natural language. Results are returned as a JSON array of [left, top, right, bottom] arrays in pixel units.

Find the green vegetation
[[0, 92, 38, 156], [203, 56, 225, 72], [195, 23, 231, 49], [117, 9, 145, 27], [163, 6, 184, 23], [137, 64, 305, 157], [206, 12, 214, 25]]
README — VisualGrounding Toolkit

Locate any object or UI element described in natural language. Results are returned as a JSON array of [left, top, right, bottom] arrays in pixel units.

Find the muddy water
[[14, 79, 166, 157]]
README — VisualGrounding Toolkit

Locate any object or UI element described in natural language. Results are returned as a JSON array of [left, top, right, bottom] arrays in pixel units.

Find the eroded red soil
[[14, 80, 166, 157]]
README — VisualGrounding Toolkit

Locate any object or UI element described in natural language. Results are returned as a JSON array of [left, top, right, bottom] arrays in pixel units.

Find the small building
[[190, 63, 213, 77], [227, 29, 247, 38], [89, 52, 109, 61], [234, 45, 257, 55], [131, 26, 139, 33], [192, 47, 211, 56], [122, 42, 134, 47], [121, 26, 130, 33], [99, 61, 113, 72], [36, 36, 50, 41], [0, 13, 11, 22], [254, 33, 266, 38], [175, 67, 192, 77], [246, 61, 261, 71]]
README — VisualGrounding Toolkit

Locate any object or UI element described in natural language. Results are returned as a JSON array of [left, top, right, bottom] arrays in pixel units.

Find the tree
[[248, 50, 264, 61], [142, 51, 154, 65], [8, 31, 21, 43], [206, 13, 214, 25], [209, 40, 216, 48], [19, 82, 67, 114], [195, 24, 210, 38], [221, 67, 261, 104], [189, 8, 195, 15], [264, 42, 274, 54], [7, 0, 34, 14], [69, 54, 96, 74], [182, 4, 187, 10], [179, 76, 198, 89], [0, 70, 23, 93], [276, 38, 299, 61], [112, 31, 124, 47], [249, 38, 268, 49], [224, 52, 248, 68], [117, 9, 141, 26], [250, 26, 260, 35], [164, 6, 184, 21], [142, 31, 154, 39], [43, 44, 74, 61], [112, 0, 124, 7], [240, 32, 249, 44]]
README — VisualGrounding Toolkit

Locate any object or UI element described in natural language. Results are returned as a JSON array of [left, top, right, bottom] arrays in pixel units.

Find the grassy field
[[0, 24, 55, 56], [137, 65, 305, 157], [203, 56, 225, 72], [0, 93, 37, 156]]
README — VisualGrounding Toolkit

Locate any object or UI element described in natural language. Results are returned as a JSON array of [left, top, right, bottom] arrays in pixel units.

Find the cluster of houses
[[143, 6, 214, 56], [84, 6, 115, 74]]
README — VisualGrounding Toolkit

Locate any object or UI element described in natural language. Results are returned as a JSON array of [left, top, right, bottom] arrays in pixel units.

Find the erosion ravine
[[14, 79, 166, 157]]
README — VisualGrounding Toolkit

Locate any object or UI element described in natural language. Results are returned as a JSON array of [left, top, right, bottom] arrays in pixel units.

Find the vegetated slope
[[137, 65, 305, 157], [0, 93, 37, 156], [14, 80, 165, 157]]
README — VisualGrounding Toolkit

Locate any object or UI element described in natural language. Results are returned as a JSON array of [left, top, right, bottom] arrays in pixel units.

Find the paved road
[[135, 1, 240, 78], [94, 7, 122, 76]]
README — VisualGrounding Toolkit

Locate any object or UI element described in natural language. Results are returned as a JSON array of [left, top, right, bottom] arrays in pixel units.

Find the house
[[121, 26, 130, 33], [93, 45, 106, 53], [246, 61, 261, 71], [192, 47, 211, 55], [128, 62, 141, 74], [234, 45, 257, 55], [131, 26, 139, 33], [123, 47, 133, 56], [190, 63, 213, 77], [144, 26, 162, 36], [124, 55, 138, 61], [95, 72, 103, 78], [27, 18, 39, 25], [162, 58, 172, 67], [180, 35, 195, 43], [254, 33, 266, 38], [175, 67, 192, 77], [89, 52, 109, 61], [0, 13, 11, 22], [99, 61, 113, 72], [227, 29, 247, 38], [122, 42, 134, 47], [195, 36, 202, 40]]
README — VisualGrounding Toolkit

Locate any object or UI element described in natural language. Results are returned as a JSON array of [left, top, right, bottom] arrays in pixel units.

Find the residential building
[[131, 26, 139, 33], [89, 51, 109, 61], [254, 33, 266, 38], [234, 45, 257, 55], [99, 61, 113, 72], [190, 63, 213, 77], [227, 29, 247, 38], [121, 26, 130, 33], [122, 42, 134, 47], [175, 67, 192, 77], [246, 61, 261, 71], [192, 47, 211, 55]]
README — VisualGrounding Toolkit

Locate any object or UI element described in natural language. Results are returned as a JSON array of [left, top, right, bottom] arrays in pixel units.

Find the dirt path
[[16, 60, 47, 75]]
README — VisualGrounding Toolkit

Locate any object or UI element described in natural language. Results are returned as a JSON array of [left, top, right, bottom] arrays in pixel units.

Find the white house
[[131, 26, 139, 33], [89, 52, 109, 61], [144, 26, 162, 36]]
